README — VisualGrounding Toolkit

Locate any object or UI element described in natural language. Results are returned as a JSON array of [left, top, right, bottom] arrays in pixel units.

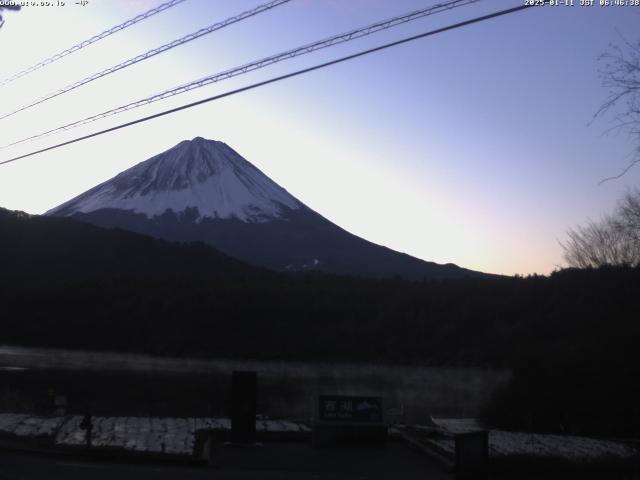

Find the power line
[[0, 0, 188, 87], [0, 3, 536, 167], [1, 0, 480, 148], [0, 0, 291, 121]]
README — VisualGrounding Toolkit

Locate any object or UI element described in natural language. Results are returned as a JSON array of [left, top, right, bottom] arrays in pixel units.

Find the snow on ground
[[431, 418, 482, 435], [257, 419, 311, 433], [0, 414, 29, 435], [54, 415, 85, 446], [0, 413, 65, 437], [6, 412, 633, 464], [0, 414, 309, 457], [416, 418, 640, 463], [14, 416, 66, 437], [54, 416, 307, 455]]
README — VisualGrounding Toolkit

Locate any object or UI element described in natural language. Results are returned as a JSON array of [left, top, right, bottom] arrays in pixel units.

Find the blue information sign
[[318, 395, 382, 423]]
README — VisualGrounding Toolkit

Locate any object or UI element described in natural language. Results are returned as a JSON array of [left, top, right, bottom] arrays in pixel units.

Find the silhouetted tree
[[618, 188, 640, 244], [562, 189, 640, 268], [596, 37, 640, 182]]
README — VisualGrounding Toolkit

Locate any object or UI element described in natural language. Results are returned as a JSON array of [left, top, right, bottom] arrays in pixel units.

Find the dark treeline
[[1, 208, 639, 434]]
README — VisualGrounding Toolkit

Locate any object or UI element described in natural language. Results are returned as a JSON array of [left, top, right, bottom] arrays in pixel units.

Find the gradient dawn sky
[[1, 0, 639, 276]]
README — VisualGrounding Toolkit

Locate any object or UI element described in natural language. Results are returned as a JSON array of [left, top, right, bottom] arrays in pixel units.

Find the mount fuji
[[48, 137, 484, 279]]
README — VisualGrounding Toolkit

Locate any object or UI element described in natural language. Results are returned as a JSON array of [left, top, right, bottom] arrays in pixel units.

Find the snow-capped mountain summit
[[49, 137, 487, 280], [50, 137, 300, 222]]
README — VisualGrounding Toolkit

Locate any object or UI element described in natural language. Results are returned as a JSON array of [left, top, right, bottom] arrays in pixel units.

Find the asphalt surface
[[0, 442, 453, 479]]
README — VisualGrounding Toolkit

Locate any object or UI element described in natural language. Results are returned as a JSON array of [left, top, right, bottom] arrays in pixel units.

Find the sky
[[0, 0, 639, 276]]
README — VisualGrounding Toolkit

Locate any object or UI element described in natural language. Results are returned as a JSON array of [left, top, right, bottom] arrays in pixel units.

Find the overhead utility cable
[[0, 3, 537, 167], [0, 0, 188, 87], [1, 0, 480, 148], [0, 0, 292, 121]]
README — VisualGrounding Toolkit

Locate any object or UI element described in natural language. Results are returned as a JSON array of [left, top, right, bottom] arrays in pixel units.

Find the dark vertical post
[[231, 371, 256, 443], [455, 431, 489, 479], [80, 412, 93, 448]]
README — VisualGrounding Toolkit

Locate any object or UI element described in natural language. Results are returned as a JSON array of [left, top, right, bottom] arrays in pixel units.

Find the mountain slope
[[0, 207, 262, 287], [50, 137, 300, 222], [4, 207, 640, 437], [48, 137, 486, 280]]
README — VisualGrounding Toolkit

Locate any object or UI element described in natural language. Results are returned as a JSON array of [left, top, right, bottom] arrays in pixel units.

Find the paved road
[[0, 442, 453, 479]]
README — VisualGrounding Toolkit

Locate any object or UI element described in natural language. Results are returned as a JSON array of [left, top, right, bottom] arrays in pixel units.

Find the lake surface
[[0, 345, 510, 421]]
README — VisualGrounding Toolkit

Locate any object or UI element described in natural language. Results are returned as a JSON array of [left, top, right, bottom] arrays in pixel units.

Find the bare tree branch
[[562, 189, 640, 268], [594, 34, 640, 182], [598, 158, 640, 185]]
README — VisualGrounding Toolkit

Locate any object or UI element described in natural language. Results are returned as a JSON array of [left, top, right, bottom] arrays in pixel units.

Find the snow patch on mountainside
[[48, 137, 301, 222]]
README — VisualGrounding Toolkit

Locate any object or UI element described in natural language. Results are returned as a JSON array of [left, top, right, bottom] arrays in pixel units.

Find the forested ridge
[[1, 207, 637, 367], [2, 207, 640, 434]]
